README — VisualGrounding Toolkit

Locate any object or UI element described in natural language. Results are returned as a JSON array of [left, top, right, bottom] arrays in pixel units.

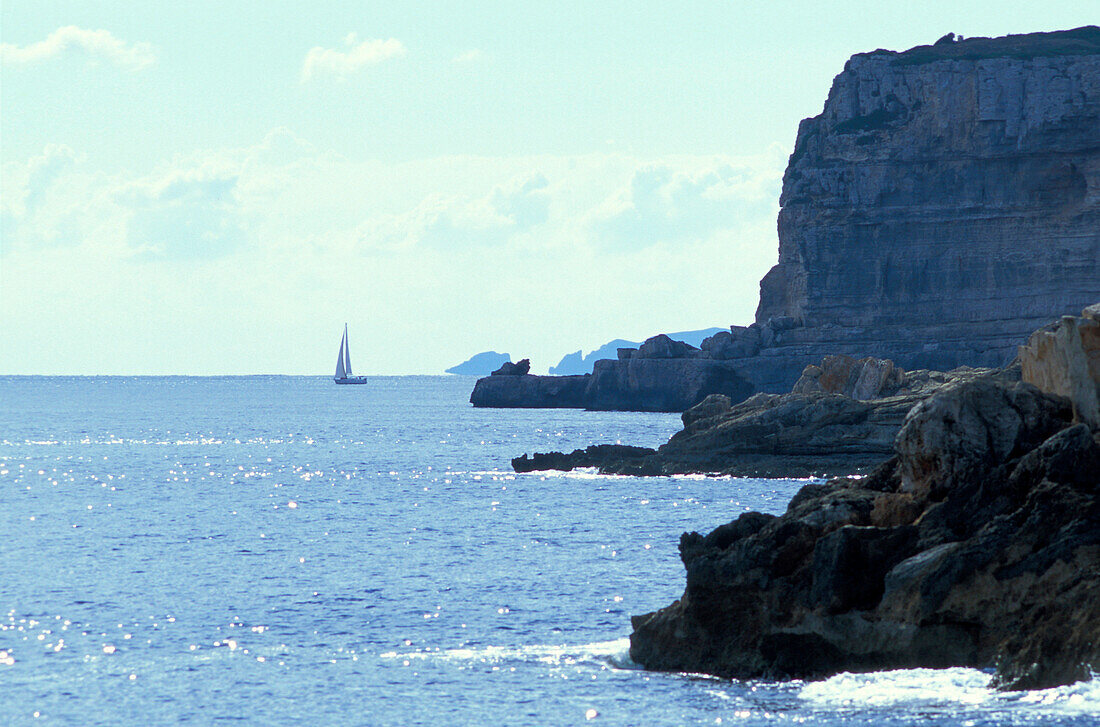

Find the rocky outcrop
[[491, 358, 530, 376], [1019, 304, 1100, 427], [469, 370, 589, 408], [470, 340, 755, 412], [627, 305, 1100, 689], [511, 358, 1016, 477], [472, 28, 1100, 411], [549, 328, 726, 375], [628, 375, 1100, 689]]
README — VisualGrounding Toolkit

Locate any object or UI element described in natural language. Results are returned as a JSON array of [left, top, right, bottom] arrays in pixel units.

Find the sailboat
[[334, 324, 369, 385]]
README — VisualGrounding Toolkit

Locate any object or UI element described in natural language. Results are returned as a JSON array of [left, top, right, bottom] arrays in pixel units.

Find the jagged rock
[[628, 375, 1098, 690], [511, 444, 657, 473], [633, 334, 702, 359], [1019, 304, 1100, 428], [491, 358, 530, 376], [792, 355, 906, 400], [680, 394, 732, 431], [895, 380, 1072, 499], [701, 326, 763, 360], [513, 362, 1017, 477], [583, 357, 754, 412]]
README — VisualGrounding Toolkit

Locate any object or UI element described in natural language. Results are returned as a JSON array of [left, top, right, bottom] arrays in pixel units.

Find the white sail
[[335, 329, 347, 379], [343, 324, 353, 376]]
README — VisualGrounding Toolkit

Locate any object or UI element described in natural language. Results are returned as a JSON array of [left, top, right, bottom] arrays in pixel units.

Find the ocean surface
[[2, 375, 1096, 726]]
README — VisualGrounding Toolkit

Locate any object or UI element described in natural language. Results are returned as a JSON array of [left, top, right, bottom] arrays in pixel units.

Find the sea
[[2, 375, 1097, 726]]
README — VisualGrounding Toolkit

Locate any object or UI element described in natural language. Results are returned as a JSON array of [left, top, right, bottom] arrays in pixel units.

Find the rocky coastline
[[472, 26, 1100, 411], [628, 303, 1100, 690], [501, 28, 1100, 690], [512, 355, 1019, 478]]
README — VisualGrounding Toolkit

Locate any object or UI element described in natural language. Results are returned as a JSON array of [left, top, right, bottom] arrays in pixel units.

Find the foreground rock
[[512, 359, 1014, 477], [629, 377, 1099, 689], [1019, 304, 1100, 428], [628, 306, 1100, 690]]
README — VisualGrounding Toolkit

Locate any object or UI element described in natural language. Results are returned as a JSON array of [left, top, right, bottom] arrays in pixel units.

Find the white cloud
[[300, 34, 406, 82], [0, 25, 155, 70], [451, 49, 485, 64], [589, 153, 784, 250], [1, 136, 787, 374]]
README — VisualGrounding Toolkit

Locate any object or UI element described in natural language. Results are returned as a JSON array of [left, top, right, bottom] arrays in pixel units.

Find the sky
[[2, 2, 1096, 375]]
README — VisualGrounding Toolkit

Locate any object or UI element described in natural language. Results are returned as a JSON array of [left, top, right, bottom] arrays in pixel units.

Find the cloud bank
[[0, 26, 155, 70], [2, 131, 786, 374], [300, 34, 406, 82]]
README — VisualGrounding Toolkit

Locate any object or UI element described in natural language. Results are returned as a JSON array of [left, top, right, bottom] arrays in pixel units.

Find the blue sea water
[[1, 375, 1096, 726]]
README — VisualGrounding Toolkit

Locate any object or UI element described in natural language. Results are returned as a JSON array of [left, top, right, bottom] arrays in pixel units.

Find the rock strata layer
[[471, 28, 1100, 411], [627, 306, 1100, 690]]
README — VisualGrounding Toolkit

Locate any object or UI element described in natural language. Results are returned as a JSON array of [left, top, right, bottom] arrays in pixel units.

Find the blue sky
[[2, 2, 1096, 374]]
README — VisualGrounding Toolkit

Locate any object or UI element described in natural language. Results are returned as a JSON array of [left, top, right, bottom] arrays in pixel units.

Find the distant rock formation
[[470, 338, 755, 412], [473, 27, 1100, 411], [548, 328, 726, 375], [550, 340, 636, 376], [628, 304, 1100, 691], [446, 351, 511, 376], [511, 356, 1014, 477]]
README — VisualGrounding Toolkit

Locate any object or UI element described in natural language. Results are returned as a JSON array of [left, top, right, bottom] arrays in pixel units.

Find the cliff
[[472, 27, 1100, 410], [744, 26, 1100, 390]]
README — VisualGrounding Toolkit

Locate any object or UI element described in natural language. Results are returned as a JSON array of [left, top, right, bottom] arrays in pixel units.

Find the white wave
[[800, 667, 1100, 714], [800, 668, 992, 707], [379, 637, 635, 669]]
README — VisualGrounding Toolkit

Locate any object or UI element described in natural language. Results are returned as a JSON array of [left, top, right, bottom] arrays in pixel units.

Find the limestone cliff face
[[752, 27, 1100, 385], [472, 29, 1100, 411]]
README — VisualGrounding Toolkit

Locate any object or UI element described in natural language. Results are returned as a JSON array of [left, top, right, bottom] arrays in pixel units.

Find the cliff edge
[[472, 27, 1100, 410], [747, 26, 1100, 391]]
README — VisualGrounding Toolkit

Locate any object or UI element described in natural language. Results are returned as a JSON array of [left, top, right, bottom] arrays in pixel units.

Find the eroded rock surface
[[1019, 306, 1100, 427], [628, 376, 1100, 690], [511, 359, 1015, 477]]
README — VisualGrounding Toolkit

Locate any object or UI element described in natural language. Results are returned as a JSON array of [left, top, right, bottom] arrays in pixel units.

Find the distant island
[[445, 351, 511, 376], [549, 328, 725, 375]]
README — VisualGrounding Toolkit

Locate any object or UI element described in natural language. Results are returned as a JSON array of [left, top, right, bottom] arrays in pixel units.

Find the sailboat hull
[[334, 376, 369, 385]]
